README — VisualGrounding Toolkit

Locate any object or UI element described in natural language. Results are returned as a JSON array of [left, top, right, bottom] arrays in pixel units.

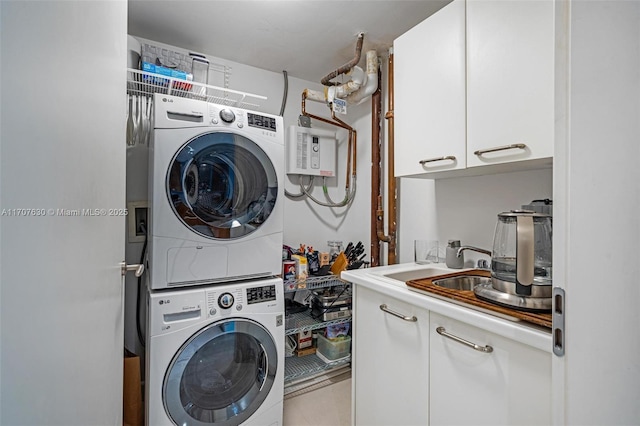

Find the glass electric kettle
[[475, 210, 553, 311]]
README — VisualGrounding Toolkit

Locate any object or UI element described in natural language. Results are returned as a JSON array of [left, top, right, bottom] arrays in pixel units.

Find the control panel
[[247, 284, 277, 305], [219, 108, 235, 123], [248, 112, 277, 132], [218, 292, 234, 309], [286, 125, 337, 177], [207, 105, 245, 128], [206, 287, 244, 316]]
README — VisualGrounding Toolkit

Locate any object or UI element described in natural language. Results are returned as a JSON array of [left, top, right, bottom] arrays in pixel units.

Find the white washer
[[146, 277, 284, 426], [149, 94, 284, 290]]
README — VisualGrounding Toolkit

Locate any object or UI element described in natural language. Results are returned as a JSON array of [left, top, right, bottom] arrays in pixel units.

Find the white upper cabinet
[[466, 0, 554, 168], [394, 0, 466, 177], [394, 0, 554, 178]]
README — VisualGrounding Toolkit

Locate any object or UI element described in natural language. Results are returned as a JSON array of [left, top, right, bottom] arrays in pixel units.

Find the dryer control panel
[[247, 284, 277, 304]]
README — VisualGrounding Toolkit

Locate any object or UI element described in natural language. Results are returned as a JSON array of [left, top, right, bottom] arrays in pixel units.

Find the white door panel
[[1, 2, 127, 424], [554, 1, 640, 424]]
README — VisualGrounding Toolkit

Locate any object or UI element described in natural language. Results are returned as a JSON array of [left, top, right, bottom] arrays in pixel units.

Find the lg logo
[[159, 299, 171, 305]]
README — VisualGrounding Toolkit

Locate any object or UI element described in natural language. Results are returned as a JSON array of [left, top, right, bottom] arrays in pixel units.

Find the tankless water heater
[[286, 126, 337, 177]]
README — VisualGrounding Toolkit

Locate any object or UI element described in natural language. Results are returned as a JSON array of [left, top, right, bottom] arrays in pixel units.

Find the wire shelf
[[283, 274, 352, 391], [126, 68, 266, 110], [284, 353, 351, 383], [285, 311, 352, 335], [284, 274, 349, 293]]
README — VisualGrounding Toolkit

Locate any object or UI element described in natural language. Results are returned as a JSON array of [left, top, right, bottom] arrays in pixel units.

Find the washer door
[[163, 318, 278, 426], [168, 132, 278, 239]]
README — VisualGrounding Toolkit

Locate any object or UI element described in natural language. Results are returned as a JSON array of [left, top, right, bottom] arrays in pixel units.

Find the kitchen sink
[[383, 267, 451, 283], [432, 275, 491, 291]]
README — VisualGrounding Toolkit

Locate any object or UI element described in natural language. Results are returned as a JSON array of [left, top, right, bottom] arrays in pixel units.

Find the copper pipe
[[370, 67, 382, 267], [302, 91, 353, 133], [386, 51, 398, 264], [375, 56, 396, 265], [321, 33, 365, 86], [331, 110, 357, 180], [375, 51, 397, 264]]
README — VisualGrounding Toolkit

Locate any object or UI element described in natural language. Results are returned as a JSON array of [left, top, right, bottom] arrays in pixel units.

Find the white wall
[[397, 168, 553, 264]]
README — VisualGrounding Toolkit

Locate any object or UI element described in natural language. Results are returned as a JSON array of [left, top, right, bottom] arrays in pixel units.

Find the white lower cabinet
[[352, 283, 551, 425], [353, 286, 430, 425], [429, 312, 552, 425]]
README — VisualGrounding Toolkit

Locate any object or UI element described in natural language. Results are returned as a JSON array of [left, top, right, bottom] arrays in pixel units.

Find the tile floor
[[283, 374, 351, 426]]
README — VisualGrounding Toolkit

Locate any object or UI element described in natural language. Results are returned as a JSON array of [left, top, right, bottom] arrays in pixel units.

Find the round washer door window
[[163, 318, 278, 426], [168, 132, 278, 239]]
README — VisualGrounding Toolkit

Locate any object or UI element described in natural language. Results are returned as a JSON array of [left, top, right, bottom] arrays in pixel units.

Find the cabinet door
[[466, 0, 554, 167], [394, 0, 466, 177], [353, 286, 430, 426], [430, 312, 551, 425]]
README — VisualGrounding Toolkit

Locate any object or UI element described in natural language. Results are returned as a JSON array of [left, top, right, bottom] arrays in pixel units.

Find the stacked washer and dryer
[[145, 94, 286, 426]]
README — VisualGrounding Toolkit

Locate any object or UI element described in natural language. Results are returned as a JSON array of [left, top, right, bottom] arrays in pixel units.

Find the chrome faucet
[[456, 246, 492, 258], [456, 246, 492, 270]]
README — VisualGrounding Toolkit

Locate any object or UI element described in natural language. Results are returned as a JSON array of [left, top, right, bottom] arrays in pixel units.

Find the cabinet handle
[[436, 326, 493, 353], [379, 304, 418, 322], [419, 155, 456, 165], [473, 143, 527, 157]]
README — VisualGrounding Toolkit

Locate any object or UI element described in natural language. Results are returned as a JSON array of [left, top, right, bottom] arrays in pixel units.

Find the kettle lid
[[498, 209, 551, 218]]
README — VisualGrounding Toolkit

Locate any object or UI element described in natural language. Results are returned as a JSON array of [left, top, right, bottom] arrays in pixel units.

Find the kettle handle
[[516, 215, 534, 286]]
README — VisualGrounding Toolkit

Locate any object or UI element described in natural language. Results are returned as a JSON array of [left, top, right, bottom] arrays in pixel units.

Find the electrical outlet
[[127, 201, 148, 243]]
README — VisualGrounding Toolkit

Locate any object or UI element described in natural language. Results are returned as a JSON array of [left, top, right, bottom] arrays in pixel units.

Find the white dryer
[[146, 277, 284, 426], [148, 94, 284, 290]]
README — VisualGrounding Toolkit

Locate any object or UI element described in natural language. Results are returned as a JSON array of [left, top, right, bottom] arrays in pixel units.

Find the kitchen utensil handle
[[436, 326, 493, 353], [419, 155, 456, 165], [379, 304, 418, 322], [473, 143, 527, 156]]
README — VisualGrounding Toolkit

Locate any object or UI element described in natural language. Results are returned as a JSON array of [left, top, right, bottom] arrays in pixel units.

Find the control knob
[[218, 293, 234, 309], [219, 109, 235, 123]]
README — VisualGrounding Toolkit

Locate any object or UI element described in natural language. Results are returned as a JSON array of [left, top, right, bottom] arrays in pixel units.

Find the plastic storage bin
[[316, 334, 351, 362]]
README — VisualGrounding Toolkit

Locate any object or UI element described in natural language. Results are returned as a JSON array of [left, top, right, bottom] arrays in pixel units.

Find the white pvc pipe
[[330, 66, 366, 101], [346, 50, 379, 105], [303, 88, 327, 103], [303, 50, 379, 105]]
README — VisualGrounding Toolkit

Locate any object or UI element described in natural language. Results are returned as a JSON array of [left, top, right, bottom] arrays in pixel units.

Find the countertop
[[341, 262, 552, 353]]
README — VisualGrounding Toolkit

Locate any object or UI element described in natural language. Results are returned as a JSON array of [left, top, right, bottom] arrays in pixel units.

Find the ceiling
[[128, 0, 451, 84]]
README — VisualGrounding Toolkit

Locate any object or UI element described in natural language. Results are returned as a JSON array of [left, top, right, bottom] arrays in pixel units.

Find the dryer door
[[168, 131, 278, 239], [163, 318, 278, 426]]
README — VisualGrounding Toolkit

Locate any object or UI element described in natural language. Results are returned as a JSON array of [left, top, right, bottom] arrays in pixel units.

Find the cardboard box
[[296, 346, 316, 357], [291, 254, 308, 280], [283, 260, 296, 282], [319, 252, 331, 267], [123, 352, 143, 426], [297, 330, 313, 349]]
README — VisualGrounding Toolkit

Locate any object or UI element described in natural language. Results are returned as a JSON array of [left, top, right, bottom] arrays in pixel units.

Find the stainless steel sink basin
[[383, 267, 451, 283], [432, 275, 491, 291]]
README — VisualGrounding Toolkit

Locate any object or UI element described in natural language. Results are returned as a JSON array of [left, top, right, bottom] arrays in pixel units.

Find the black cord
[[136, 222, 148, 349]]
